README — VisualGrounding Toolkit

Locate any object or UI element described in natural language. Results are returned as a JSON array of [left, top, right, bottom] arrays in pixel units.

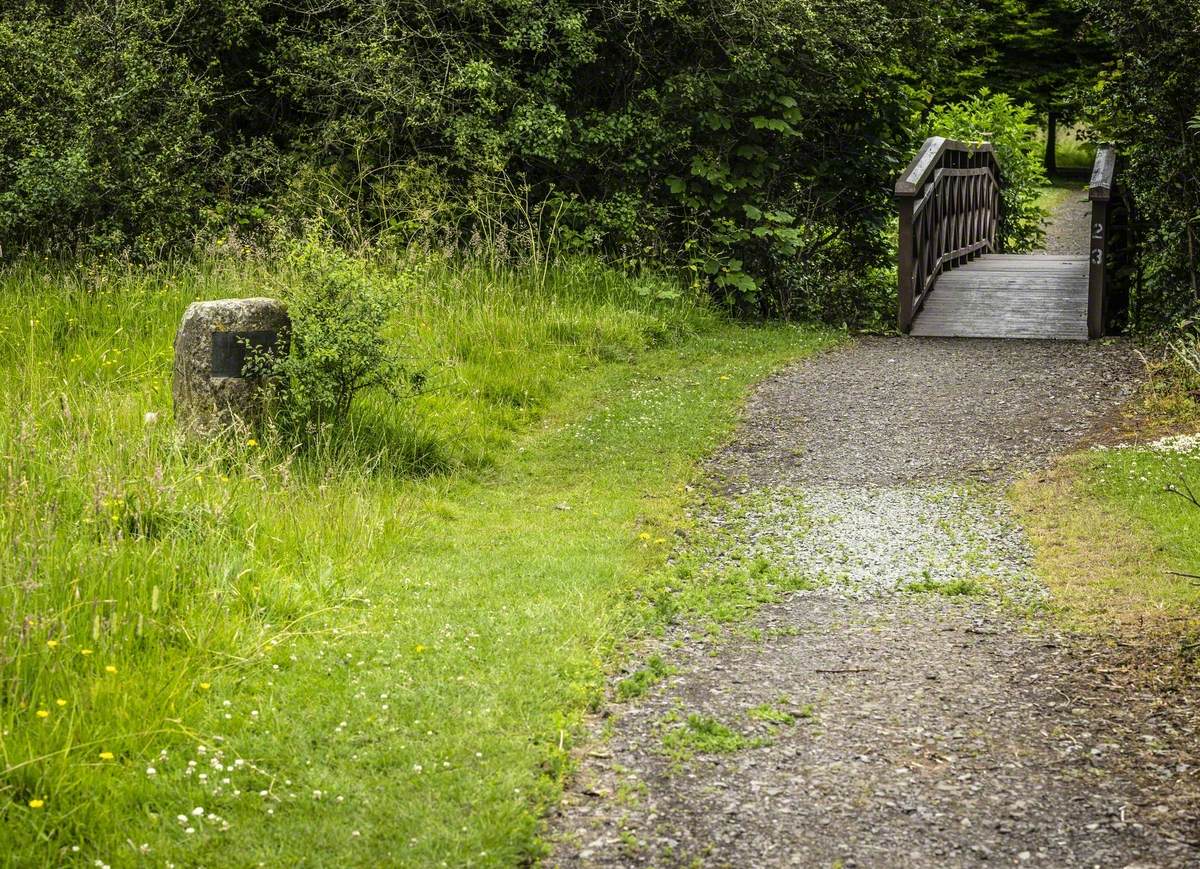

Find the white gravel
[[708, 485, 1045, 605]]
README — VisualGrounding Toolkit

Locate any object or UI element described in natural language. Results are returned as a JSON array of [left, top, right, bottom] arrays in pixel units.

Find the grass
[[0, 253, 836, 865], [1035, 176, 1088, 217], [1011, 445, 1200, 631]]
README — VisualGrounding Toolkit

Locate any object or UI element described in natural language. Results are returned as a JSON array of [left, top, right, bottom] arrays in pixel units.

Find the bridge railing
[[895, 137, 1002, 332]]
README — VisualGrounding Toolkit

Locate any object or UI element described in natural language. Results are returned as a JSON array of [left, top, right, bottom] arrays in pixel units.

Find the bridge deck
[[909, 254, 1090, 340]]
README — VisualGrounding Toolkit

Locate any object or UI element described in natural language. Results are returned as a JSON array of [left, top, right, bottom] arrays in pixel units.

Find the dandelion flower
[[638, 532, 651, 541], [55, 699, 66, 707], [36, 709, 50, 718], [246, 438, 258, 447], [199, 682, 211, 691], [28, 799, 44, 809], [99, 751, 114, 761], [46, 640, 59, 649], [414, 644, 426, 654], [80, 649, 93, 656], [105, 665, 117, 674]]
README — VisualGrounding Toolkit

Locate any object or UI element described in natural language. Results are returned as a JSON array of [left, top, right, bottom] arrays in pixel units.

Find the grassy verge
[[1011, 443, 1200, 632], [0, 254, 835, 865], [1035, 176, 1088, 216]]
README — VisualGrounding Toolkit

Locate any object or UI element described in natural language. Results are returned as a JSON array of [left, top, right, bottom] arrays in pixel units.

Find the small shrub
[[258, 238, 413, 439], [922, 90, 1049, 252]]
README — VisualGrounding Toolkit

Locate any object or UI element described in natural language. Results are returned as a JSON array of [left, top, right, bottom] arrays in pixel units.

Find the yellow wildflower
[[46, 640, 59, 649], [199, 682, 211, 690], [414, 644, 427, 654], [80, 649, 93, 656], [638, 532, 652, 541], [99, 751, 114, 761], [36, 709, 49, 718], [246, 438, 258, 447], [55, 699, 66, 707], [104, 665, 117, 674], [28, 799, 44, 809]]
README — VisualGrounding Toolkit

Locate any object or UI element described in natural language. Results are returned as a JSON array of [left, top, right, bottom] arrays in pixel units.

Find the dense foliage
[[947, 1, 1106, 128], [1085, 0, 1200, 330], [0, 0, 963, 319], [923, 91, 1048, 253]]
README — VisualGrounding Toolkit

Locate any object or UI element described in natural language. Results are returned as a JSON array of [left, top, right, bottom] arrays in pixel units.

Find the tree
[[947, 0, 1108, 172]]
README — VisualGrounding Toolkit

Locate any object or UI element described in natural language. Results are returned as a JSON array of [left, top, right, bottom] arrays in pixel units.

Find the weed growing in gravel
[[903, 577, 987, 597], [660, 714, 766, 761], [631, 489, 819, 634], [616, 656, 676, 701], [747, 699, 812, 726]]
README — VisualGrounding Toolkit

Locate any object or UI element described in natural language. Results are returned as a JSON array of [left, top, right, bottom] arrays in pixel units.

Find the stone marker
[[172, 298, 289, 435]]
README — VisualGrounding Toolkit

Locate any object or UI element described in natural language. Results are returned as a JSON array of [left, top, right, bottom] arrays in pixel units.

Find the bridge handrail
[[1087, 145, 1118, 338], [895, 137, 1003, 332]]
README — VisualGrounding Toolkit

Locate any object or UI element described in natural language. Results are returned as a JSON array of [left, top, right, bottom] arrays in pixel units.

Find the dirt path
[[545, 339, 1200, 867]]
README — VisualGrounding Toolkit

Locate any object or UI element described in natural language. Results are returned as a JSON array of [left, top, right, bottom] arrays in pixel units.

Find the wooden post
[[1088, 146, 1116, 339], [1088, 198, 1109, 339], [897, 193, 915, 331]]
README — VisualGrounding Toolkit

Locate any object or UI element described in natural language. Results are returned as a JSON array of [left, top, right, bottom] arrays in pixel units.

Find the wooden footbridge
[[895, 138, 1123, 340]]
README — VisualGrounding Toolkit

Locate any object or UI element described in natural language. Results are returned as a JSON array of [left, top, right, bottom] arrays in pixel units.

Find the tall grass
[[0, 252, 825, 864]]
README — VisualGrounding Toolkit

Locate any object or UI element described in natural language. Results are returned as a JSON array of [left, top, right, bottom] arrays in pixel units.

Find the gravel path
[[545, 337, 1200, 868], [711, 338, 1137, 487], [1040, 183, 1092, 256]]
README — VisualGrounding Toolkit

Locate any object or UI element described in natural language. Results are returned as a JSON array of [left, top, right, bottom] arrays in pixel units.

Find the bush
[[0, 0, 215, 254], [922, 90, 1048, 252], [260, 239, 412, 438], [1084, 0, 1200, 331], [0, 0, 966, 323]]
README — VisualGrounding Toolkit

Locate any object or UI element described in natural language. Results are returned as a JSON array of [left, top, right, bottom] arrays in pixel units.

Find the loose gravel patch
[[709, 486, 1041, 604], [545, 336, 1200, 868]]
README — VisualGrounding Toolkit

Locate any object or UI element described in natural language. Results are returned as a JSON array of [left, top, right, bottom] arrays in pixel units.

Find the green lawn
[[0, 255, 835, 865], [1013, 442, 1200, 628]]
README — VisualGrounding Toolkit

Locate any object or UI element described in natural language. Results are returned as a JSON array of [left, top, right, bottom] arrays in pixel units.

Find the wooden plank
[[910, 249, 1091, 339]]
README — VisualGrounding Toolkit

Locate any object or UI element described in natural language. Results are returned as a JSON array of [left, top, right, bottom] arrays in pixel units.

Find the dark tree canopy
[[945, 0, 1109, 170]]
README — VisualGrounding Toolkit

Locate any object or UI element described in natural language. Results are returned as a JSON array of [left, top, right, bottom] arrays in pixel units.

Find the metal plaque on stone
[[211, 330, 284, 378]]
